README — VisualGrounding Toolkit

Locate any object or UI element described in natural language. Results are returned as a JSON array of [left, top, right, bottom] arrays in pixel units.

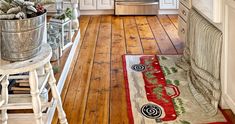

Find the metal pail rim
[[0, 10, 47, 22]]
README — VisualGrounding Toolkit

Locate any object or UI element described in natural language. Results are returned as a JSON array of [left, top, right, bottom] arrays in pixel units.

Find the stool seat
[[0, 44, 52, 75]]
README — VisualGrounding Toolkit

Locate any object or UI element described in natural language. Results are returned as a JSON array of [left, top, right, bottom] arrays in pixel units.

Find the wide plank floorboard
[[123, 16, 143, 54], [83, 16, 111, 124], [168, 15, 179, 29], [53, 15, 235, 124], [135, 16, 160, 54], [158, 15, 184, 54], [147, 16, 177, 54]]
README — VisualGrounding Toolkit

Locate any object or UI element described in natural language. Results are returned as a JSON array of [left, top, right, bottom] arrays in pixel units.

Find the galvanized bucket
[[0, 11, 47, 61]]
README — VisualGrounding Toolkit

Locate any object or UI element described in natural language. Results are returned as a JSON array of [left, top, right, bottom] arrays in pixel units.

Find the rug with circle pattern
[[122, 55, 230, 124]]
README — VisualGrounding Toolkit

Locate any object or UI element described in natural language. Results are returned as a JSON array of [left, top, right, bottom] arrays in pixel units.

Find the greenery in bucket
[[52, 8, 72, 20], [0, 0, 46, 20]]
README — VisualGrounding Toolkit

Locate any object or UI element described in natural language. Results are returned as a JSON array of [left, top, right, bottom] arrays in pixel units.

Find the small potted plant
[[0, 0, 47, 61]]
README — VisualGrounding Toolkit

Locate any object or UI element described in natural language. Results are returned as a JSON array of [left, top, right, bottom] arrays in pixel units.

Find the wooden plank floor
[[53, 15, 235, 124]]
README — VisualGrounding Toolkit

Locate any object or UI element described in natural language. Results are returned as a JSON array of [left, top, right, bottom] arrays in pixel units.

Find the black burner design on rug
[[141, 103, 162, 119], [131, 64, 146, 72]]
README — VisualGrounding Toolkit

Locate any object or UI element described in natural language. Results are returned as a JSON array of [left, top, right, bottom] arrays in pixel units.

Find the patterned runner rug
[[122, 55, 230, 124]]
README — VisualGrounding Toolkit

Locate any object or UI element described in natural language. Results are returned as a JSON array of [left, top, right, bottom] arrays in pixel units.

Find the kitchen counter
[[192, 0, 222, 30]]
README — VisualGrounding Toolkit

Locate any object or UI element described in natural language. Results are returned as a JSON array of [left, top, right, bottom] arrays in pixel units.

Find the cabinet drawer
[[180, 0, 191, 9], [115, 2, 159, 15], [178, 17, 187, 42], [179, 3, 189, 22]]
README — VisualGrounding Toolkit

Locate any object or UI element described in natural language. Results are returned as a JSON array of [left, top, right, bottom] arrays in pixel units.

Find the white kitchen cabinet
[[97, 0, 114, 9], [221, 0, 235, 114], [80, 0, 97, 10], [80, 0, 114, 10], [160, 0, 179, 9], [178, 0, 191, 42]]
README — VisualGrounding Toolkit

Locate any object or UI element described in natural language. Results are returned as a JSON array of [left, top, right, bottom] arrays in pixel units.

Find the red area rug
[[122, 55, 230, 124]]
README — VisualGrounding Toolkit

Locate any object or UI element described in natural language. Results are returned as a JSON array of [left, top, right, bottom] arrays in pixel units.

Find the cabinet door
[[160, 0, 178, 9], [80, 0, 96, 10], [222, 0, 235, 114], [97, 0, 114, 9]]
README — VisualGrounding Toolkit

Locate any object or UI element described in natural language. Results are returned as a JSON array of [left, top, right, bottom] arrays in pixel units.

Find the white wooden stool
[[0, 44, 68, 124]]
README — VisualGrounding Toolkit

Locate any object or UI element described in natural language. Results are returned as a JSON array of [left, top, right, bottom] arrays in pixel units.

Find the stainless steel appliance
[[115, 0, 159, 15]]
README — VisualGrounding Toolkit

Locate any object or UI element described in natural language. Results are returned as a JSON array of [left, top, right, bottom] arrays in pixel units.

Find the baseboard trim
[[80, 10, 114, 15], [158, 9, 178, 15], [80, 9, 178, 15]]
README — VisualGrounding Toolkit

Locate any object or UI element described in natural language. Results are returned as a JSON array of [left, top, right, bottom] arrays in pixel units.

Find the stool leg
[[45, 62, 68, 124], [1, 75, 9, 124], [29, 70, 43, 124]]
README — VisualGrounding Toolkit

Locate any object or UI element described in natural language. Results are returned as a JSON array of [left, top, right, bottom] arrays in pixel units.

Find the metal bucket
[[0, 11, 47, 61]]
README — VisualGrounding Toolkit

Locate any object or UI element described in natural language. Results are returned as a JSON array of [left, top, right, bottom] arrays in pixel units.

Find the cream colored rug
[[122, 55, 230, 124]]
